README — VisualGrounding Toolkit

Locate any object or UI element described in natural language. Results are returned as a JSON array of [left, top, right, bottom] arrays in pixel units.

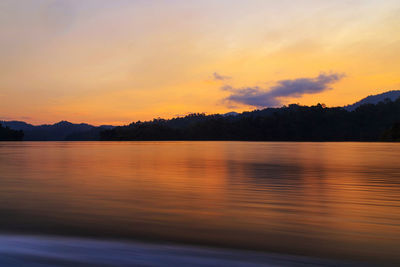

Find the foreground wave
[[0, 235, 361, 267]]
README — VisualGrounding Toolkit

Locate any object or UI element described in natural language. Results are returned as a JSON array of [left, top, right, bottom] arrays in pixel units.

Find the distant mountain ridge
[[344, 90, 400, 111], [0, 120, 114, 141], [2, 90, 400, 141]]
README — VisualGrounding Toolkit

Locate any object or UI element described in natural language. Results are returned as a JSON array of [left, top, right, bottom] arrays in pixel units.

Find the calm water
[[0, 142, 399, 264]]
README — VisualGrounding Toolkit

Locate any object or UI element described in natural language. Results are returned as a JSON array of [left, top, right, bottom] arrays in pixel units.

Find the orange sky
[[1, 0, 399, 125]]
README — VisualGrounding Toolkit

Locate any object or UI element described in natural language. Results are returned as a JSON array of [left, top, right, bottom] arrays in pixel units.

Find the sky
[[0, 0, 399, 125]]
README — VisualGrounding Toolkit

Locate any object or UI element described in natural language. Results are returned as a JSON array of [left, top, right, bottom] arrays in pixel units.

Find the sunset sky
[[1, 0, 400, 125]]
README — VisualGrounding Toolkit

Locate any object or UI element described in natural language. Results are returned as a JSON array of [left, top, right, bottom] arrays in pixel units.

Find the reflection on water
[[0, 142, 399, 264], [0, 235, 355, 267]]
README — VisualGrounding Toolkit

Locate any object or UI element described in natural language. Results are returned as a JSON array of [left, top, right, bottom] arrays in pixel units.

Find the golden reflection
[[0, 142, 399, 263]]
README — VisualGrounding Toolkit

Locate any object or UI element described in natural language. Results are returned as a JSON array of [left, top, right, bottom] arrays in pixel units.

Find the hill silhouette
[[344, 90, 400, 111], [101, 95, 400, 141], [0, 121, 114, 141], [2, 90, 400, 141]]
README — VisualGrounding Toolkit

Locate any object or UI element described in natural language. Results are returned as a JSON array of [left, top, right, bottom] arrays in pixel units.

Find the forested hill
[[1, 121, 114, 141], [344, 90, 400, 111], [0, 124, 24, 141], [101, 96, 400, 141]]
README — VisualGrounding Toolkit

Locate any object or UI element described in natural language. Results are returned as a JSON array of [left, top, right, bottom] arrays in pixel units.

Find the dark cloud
[[213, 72, 231, 81], [223, 72, 345, 107]]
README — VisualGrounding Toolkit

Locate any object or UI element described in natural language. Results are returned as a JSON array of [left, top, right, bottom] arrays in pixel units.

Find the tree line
[[0, 123, 24, 141], [100, 97, 400, 141]]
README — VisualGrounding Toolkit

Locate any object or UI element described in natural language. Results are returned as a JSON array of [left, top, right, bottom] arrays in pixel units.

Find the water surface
[[0, 142, 399, 264]]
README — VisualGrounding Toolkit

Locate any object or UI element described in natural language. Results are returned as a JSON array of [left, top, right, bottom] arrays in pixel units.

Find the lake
[[0, 142, 399, 265]]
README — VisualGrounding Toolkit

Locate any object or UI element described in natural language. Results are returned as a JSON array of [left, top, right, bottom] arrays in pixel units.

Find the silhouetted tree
[[0, 123, 24, 141], [382, 123, 400, 141]]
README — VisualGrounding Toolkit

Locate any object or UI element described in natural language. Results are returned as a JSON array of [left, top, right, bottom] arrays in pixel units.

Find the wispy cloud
[[223, 72, 345, 107], [213, 72, 231, 81]]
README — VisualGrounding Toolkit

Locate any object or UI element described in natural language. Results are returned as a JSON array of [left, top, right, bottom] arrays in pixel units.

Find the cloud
[[223, 72, 345, 107], [213, 72, 231, 81]]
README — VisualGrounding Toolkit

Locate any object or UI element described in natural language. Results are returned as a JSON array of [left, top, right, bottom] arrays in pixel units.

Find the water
[[0, 142, 399, 265]]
